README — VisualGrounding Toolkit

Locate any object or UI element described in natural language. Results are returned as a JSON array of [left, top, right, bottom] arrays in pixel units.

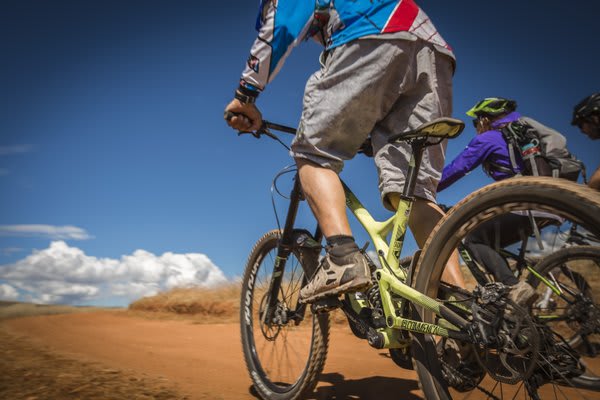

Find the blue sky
[[0, 0, 598, 306]]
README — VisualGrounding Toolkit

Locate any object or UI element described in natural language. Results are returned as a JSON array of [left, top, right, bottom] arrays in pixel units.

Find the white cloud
[[0, 225, 93, 240], [0, 284, 19, 300], [0, 144, 33, 155], [0, 241, 228, 306]]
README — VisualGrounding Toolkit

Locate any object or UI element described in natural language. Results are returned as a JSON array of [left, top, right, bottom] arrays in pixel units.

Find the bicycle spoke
[[283, 259, 298, 299], [509, 381, 524, 400], [241, 231, 328, 397]]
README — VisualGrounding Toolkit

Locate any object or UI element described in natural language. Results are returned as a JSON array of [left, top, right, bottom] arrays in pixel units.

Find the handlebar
[[262, 121, 297, 135], [224, 111, 296, 137], [223, 111, 373, 156]]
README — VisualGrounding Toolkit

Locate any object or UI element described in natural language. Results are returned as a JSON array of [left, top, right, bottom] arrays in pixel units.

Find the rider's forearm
[[438, 137, 494, 191], [437, 164, 467, 192]]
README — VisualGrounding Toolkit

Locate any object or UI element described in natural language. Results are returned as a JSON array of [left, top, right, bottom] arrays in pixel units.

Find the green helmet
[[466, 97, 517, 118]]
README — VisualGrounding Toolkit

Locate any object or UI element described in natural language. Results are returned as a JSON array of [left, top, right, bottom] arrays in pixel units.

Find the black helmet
[[572, 93, 600, 126]]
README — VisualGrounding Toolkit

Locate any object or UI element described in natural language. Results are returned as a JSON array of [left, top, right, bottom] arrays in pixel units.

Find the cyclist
[[224, 1, 465, 303], [572, 93, 600, 190], [436, 98, 572, 306]]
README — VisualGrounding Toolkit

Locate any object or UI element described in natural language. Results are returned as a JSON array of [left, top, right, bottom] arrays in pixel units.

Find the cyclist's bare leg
[[388, 193, 466, 288], [296, 159, 371, 302], [296, 159, 352, 237]]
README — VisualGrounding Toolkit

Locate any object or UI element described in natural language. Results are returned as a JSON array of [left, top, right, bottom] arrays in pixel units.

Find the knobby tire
[[411, 177, 600, 400], [240, 230, 330, 400]]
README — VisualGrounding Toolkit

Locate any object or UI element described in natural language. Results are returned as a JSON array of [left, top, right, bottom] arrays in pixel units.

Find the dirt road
[[2, 310, 423, 400]]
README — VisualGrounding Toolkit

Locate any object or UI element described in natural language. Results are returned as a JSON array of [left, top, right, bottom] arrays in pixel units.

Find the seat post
[[402, 139, 427, 198]]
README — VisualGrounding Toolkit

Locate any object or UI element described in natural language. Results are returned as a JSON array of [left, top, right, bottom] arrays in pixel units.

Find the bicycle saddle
[[388, 117, 465, 143]]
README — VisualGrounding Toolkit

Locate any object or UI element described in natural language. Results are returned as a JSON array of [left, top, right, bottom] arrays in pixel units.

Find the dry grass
[[128, 284, 349, 325], [128, 284, 242, 323]]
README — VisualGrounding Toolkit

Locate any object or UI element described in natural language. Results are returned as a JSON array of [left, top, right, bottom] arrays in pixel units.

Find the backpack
[[489, 117, 586, 182]]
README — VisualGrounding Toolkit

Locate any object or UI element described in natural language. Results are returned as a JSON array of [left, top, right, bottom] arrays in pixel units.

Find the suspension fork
[[263, 173, 304, 324]]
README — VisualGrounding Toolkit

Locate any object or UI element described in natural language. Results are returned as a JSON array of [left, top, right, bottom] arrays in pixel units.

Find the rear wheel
[[529, 246, 600, 350], [528, 245, 600, 390], [412, 177, 600, 400], [240, 230, 329, 400]]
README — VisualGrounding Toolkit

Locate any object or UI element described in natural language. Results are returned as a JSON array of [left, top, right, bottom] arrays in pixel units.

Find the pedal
[[311, 296, 341, 314]]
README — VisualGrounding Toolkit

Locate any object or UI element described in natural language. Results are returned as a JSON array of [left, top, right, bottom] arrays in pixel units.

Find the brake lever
[[238, 130, 261, 139], [240, 121, 271, 139]]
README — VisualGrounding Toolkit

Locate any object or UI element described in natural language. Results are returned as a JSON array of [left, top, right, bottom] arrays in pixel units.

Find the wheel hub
[[257, 293, 288, 340]]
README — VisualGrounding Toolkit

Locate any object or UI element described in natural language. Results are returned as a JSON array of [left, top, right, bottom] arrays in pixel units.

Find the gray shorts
[[290, 36, 454, 210]]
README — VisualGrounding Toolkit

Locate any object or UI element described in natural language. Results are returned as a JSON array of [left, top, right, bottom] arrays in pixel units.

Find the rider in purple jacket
[[439, 98, 542, 307], [437, 111, 524, 191]]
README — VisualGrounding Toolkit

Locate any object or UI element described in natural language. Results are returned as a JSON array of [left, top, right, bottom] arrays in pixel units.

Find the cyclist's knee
[[386, 193, 401, 211], [413, 198, 445, 220], [387, 194, 444, 221]]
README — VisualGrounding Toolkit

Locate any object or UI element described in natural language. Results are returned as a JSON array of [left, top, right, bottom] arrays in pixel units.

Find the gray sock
[[326, 235, 359, 264]]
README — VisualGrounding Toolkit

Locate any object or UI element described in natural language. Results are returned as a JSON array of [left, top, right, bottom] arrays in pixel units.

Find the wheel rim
[[531, 247, 600, 389], [243, 242, 317, 393]]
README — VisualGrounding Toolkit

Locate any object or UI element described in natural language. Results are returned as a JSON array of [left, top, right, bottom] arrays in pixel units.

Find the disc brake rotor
[[475, 300, 540, 384], [258, 293, 282, 341]]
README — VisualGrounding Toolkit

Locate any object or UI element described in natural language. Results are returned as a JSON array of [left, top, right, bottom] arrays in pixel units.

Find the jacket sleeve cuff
[[238, 80, 261, 99]]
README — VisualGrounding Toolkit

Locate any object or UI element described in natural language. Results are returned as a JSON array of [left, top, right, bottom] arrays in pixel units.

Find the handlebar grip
[[224, 111, 236, 121], [224, 111, 258, 137], [224, 111, 253, 125], [224, 111, 296, 137]]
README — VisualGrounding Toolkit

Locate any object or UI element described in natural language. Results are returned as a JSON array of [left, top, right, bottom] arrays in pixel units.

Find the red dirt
[[2, 310, 423, 400], [7, 310, 599, 399]]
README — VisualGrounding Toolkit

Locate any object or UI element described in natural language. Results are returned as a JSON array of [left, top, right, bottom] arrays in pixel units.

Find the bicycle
[[435, 214, 600, 393], [233, 115, 600, 400]]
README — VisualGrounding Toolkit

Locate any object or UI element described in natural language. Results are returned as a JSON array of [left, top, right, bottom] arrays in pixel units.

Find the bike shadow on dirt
[[249, 372, 422, 400]]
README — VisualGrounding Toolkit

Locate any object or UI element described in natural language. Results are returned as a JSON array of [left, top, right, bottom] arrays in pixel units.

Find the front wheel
[[240, 230, 329, 400], [412, 177, 600, 400]]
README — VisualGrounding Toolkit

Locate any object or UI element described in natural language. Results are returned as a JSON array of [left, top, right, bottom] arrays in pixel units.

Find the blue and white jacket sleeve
[[437, 134, 497, 192], [239, 1, 314, 95]]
